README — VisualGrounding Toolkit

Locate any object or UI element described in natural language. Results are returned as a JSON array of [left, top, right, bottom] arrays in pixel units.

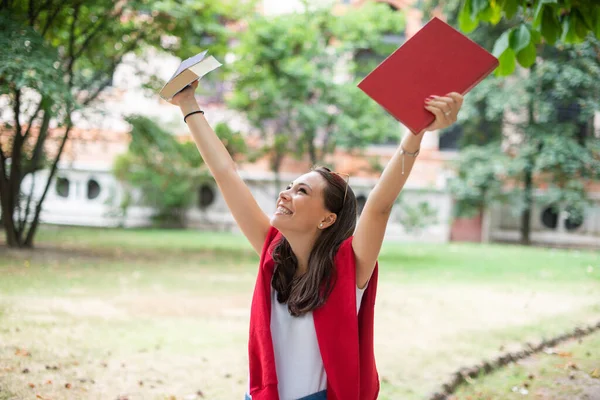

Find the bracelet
[[399, 145, 420, 175], [183, 110, 204, 123]]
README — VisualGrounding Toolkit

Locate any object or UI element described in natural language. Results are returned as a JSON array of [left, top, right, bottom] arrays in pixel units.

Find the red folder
[[357, 17, 498, 134]]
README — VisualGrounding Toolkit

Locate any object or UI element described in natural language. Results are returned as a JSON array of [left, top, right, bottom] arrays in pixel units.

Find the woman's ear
[[319, 213, 337, 229]]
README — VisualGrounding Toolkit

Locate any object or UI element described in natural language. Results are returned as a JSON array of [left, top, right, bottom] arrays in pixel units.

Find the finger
[[425, 99, 452, 114], [425, 104, 450, 124], [447, 92, 464, 108], [433, 96, 458, 113], [191, 80, 199, 89]]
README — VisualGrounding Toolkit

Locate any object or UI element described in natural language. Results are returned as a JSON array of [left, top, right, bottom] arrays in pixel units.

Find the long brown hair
[[271, 166, 357, 317]]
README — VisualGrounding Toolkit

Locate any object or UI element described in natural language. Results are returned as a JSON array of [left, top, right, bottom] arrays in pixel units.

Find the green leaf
[[571, 10, 589, 40], [495, 48, 516, 76], [509, 24, 531, 53], [488, 2, 504, 24], [530, 28, 542, 44], [459, 0, 480, 33], [471, 0, 490, 19], [541, 6, 561, 45], [503, 0, 519, 19], [516, 41, 536, 67], [492, 30, 510, 57], [595, 7, 600, 39], [561, 14, 584, 44], [534, 0, 557, 27]]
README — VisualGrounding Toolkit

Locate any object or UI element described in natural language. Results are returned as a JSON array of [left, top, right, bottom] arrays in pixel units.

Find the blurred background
[[1, 0, 599, 399]]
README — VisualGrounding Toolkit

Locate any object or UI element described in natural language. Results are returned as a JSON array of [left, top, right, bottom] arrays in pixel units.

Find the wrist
[[179, 98, 201, 115], [401, 130, 424, 153]]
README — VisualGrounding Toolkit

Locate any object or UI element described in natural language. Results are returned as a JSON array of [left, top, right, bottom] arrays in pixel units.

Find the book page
[[188, 56, 223, 79], [168, 50, 208, 81]]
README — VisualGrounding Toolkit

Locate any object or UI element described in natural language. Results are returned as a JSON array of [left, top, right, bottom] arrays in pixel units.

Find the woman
[[170, 81, 463, 400]]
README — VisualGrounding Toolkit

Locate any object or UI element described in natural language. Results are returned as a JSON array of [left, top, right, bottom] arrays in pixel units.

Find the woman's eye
[[285, 185, 291, 190], [298, 188, 307, 194]]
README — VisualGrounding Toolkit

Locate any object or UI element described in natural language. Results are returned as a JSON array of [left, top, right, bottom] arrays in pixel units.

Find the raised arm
[[171, 82, 271, 255], [352, 93, 464, 288]]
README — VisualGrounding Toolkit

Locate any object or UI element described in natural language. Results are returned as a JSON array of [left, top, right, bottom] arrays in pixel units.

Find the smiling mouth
[[276, 206, 293, 215]]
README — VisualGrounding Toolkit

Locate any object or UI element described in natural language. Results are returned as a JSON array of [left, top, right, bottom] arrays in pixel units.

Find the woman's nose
[[279, 190, 291, 201]]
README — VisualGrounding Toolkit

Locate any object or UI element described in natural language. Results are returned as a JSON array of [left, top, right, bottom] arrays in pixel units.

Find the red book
[[357, 17, 498, 134]]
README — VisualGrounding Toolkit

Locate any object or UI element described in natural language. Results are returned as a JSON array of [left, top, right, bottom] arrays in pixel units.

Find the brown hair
[[271, 166, 357, 317]]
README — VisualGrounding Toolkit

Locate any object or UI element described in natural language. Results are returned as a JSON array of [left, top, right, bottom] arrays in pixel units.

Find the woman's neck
[[284, 230, 319, 276]]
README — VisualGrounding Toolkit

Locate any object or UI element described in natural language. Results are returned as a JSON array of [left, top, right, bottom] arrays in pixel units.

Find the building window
[[356, 195, 367, 215], [564, 207, 584, 231], [198, 184, 216, 209], [87, 179, 101, 200], [56, 177, 70, 198], [541, 207, 558, 229], [439, 124, 463, 151]]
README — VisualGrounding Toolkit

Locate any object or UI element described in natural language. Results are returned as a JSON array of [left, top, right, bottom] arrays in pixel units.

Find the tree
[[229, 2, 405, 189], [0, 0, 246, 247], [450, 39, 600, 244], [112, 116, 246, 227], [457, 0, 600, 75]]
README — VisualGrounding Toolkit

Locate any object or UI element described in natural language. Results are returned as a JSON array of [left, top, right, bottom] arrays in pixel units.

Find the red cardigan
[[248, 226, 379, 400]]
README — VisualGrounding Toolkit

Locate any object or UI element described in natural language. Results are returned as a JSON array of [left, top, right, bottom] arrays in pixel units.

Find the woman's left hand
[[421, 92, 463, 133]]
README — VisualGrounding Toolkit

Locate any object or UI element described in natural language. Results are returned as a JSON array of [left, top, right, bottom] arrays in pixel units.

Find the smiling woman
[[168, 80, 463, 400]]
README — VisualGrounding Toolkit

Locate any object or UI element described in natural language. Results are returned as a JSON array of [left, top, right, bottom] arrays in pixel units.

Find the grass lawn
[[451, 330, 600, 400], [0, 226, 599, 400]]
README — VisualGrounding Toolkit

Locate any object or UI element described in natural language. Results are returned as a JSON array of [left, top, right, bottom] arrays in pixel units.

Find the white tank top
[[266, 285, 367, 400]]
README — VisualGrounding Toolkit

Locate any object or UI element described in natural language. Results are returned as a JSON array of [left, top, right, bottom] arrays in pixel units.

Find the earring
[[319, 223, 323, 228]]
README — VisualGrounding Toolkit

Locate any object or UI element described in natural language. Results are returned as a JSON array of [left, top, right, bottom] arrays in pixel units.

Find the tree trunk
[[519, 96, 536, 246], [0, 185, 20, 247], [520, 165, 533, 245]]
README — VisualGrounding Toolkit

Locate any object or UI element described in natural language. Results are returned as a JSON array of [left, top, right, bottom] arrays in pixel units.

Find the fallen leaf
[[65, 383, 72, 389], [590, 368, 600, 379], [197, 390, 204, 398], [15, 348, 30, 357], [46, 380, 52, 385], [565, 361, 578, 370], [558, 351, 572, 358], [22, 368, 30, 374], [28, 383, 35, 388]]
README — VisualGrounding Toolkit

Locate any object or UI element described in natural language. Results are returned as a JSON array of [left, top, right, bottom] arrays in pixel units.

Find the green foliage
[[113, 116, 207, 226], [229, 3, 405, 173], [0, 15, 69, 107], [395, 197, 439, 234], [458, 0, 600, 75], [0, 0, 246, 247], [448, 144, 510, 217], [113, 117, 247, 226], [450, 38, 600, 220]]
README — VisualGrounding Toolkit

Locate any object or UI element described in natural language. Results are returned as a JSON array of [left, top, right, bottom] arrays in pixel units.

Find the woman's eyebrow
[[290, 182, 313, 191]]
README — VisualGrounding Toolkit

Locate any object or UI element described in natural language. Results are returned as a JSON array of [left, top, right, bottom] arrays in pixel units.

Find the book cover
[[357, 17, 499, 134], [159, 51, 222, 101]]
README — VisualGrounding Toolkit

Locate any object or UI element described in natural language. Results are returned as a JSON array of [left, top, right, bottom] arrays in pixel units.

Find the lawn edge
[[428, 319, 600, 400]]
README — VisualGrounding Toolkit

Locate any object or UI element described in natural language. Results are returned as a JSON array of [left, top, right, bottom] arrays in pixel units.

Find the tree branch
[[66, 2, 81, 88], [41, 1, 63, 37], [28, 0, 35, 25], [25, 118, 73, 246], [24, 105, 51, 176], [73, 5, 126, 61], [81, 34, 145, 106], [10, 88, 24, 237], [30, 0, 54, 26], [23, 97, 44, 141]]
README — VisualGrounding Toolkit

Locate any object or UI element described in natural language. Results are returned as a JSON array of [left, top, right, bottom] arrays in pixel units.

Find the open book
[[159, 50, 222, 101]]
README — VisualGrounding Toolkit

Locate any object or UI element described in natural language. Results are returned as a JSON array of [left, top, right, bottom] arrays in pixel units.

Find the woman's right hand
[[169, 80, 199, 109]]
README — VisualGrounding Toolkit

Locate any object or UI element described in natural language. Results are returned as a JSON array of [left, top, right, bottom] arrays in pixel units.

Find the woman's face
[[270, 171, 334, 234]]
